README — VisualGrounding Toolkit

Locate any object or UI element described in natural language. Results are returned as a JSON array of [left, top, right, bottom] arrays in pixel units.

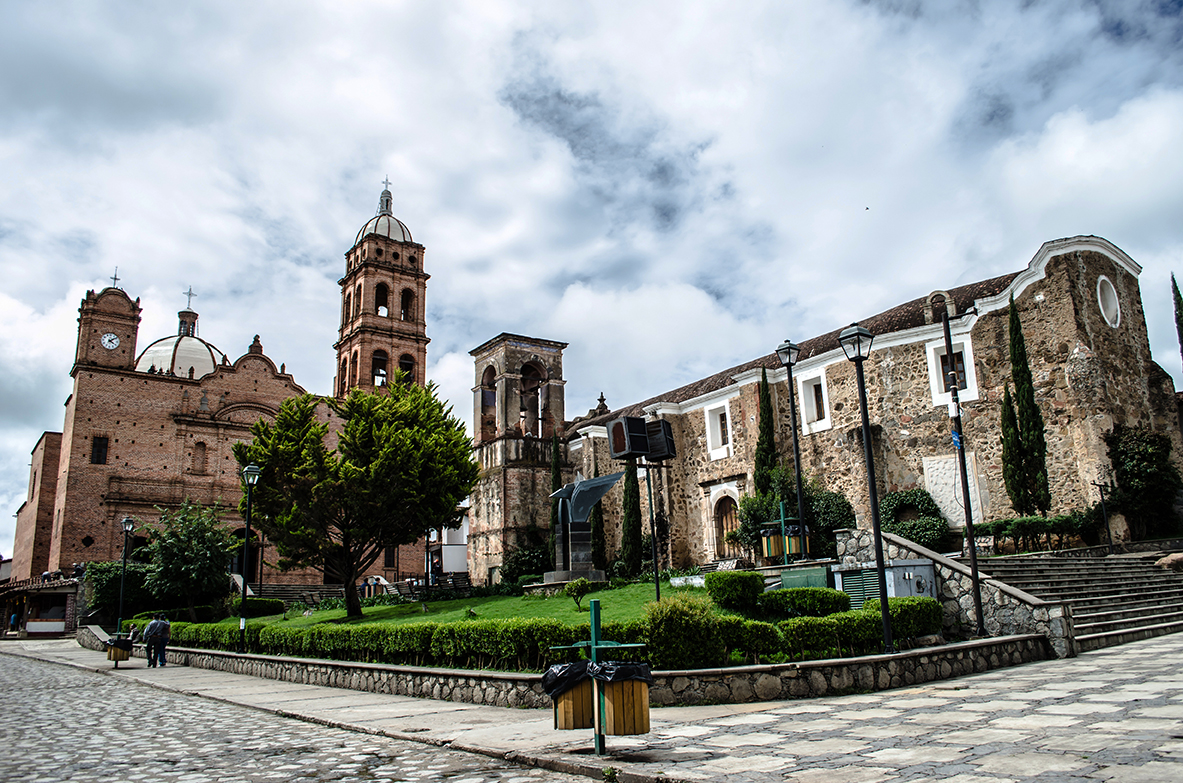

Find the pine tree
[[1000, 296, 1051, 517], [549, 433, 562, 569], [1172, 274, 1183, 374], [590, 460, 607, 571], [620, 458, 642, 577], [754, 368, 776, 497]]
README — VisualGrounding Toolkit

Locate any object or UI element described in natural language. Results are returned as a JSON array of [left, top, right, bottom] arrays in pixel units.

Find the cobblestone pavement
[[615, 633, 1183, 782], [0, 654, 587, 783]]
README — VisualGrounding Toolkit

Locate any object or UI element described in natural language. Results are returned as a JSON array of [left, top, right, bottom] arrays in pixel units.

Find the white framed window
[[926, 336, 980, 409], [705, 403, 733, 460], [797, 370, 831, 435]]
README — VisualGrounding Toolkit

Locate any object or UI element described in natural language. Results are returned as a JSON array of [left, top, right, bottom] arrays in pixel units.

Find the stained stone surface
[[0, 654, 585, 783]]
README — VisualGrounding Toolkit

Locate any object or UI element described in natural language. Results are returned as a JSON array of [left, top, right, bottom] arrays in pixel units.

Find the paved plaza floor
[[4, 633, 1183, 782]]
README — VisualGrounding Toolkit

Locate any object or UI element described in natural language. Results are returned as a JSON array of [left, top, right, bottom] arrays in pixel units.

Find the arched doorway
[[713, 496, 740, 559]]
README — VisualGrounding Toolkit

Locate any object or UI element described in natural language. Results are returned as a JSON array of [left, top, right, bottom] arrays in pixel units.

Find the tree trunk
[[343, 577, 363, 617], [187, 598, 198, 623]]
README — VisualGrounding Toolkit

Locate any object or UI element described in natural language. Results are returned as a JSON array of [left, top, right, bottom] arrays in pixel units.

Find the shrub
[[85, 561, 154, 620], [878, 488, 943, 524], [230, 597, 286, 618], [741, 620, 782, 664], [759, 587, 850, 618], [704, 570, 765, 612], [564, 578, 595, 610], [861, 597, 943, 639], [644, 592, 724, 670], [882, 516, 949, 550]]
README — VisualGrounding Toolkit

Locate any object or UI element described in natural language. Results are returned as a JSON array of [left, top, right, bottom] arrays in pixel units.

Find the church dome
[[355, 187, 413, 245], [135, 309, 226, 379]]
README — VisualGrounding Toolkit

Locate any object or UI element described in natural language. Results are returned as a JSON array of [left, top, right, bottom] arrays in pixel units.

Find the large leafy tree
[[753, 368, 776, 497], [1000, 295, 1051, 516], [233, 383, 479, 617], [141, 500, 238, 622], [619, 458, 643, 577], [1105, 424, 1183, 541]]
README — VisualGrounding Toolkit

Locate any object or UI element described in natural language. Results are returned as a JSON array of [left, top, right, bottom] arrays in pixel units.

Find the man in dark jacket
[[144, 614, 171, 667]]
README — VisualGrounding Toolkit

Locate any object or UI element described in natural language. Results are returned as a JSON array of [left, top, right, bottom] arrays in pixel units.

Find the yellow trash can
[[595, 678, 650, 736], [553, 678, 594, 730]]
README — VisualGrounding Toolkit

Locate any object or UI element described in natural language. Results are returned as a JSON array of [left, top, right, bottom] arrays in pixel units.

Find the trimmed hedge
[[779, 597, 943, 660], [759, 587, 850, 618], [645, 592, 724, 669], [882, 516, 949, 550], [704, 570, 765, 612]]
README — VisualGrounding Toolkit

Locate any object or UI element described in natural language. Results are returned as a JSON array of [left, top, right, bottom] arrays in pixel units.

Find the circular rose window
[[1097, 276, 1120, 328]]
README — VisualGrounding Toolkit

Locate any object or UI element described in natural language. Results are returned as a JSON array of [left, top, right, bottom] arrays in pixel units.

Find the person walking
[[144, 614, 171, 667]]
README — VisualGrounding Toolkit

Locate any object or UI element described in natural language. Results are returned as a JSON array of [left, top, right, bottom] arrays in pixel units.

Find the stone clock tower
[[334, 184, 430, 396]]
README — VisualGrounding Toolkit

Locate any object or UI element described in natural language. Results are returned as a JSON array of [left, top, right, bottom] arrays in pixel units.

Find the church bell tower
[[334, 182, 430, 395]]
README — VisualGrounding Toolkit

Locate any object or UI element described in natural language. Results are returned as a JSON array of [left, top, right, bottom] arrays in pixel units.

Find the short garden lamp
[[116, 516, 135, 639], [838, 323, 895, 654], [238, 464, 262, 653], [775, 339, 808, 562]]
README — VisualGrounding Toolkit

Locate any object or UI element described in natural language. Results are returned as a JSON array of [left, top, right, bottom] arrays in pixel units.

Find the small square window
[[798, 371, 831, 434], [927, 338, 980, 408], [705, 403, 733, 460], [940, 351, 968, 392]]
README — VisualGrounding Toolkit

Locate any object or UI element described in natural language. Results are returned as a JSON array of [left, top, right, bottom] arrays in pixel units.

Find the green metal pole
[[590, 598, 606, 755], [779, 501, 788, 566], [645, 467, 660, 602]]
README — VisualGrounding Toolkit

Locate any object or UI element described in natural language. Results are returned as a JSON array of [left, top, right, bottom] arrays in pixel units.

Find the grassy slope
[[229, 582, 701, 629]]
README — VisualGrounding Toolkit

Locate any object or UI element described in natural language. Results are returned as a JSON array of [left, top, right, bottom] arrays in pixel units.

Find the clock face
[[100, 333, 120, 350]]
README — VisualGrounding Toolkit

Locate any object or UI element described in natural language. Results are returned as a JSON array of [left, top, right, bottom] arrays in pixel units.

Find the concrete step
[[1065, 591, 1183, 615], [1076, 618, 1183, 652], [1074, 607, 1183, 636]]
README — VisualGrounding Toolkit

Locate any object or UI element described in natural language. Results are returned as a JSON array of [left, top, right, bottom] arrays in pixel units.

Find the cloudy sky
[[3, 0, 1183, 558]]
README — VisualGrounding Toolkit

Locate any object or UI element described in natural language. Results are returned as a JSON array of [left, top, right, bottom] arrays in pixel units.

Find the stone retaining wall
[[78, 626, 1047, 707], [835, 529, 1077, 658]]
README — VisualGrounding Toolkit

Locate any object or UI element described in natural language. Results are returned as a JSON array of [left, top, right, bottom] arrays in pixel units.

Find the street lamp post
[[838, 323, 895, 654], [116, 516, 135, 638], [776, 340, 808, 562], [239, 463, 262, 653]]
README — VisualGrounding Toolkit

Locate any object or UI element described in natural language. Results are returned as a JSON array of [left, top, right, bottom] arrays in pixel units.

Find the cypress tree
[[549, 433, 562, 568], [754, 368, 776, 497], [590, 460, 607, 570], [1000, 385, 1029, 514], [1172, 274, 1183, 374], [620, 458, 642, 577], [1002, 295, 1051, 516]]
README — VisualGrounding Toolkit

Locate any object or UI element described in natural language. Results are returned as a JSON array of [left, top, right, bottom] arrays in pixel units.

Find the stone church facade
[[9, 185, 432, 597], [469, 236, 1183, 578]]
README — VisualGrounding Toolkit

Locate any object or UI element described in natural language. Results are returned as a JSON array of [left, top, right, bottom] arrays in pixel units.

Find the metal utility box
[[831, 559, 937, 604], [779, 566, 832, 590]]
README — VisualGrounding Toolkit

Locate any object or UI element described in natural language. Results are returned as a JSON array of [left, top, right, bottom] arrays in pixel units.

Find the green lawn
[[242, 581, 701, 629]]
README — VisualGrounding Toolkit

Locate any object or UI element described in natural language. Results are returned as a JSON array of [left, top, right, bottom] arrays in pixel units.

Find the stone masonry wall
[[836, 529, 1077, 658], [77, 626, 1047, 707]]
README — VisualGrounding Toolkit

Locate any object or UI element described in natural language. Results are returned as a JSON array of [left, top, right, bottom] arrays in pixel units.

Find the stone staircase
[[978, 553, 1183, 652]]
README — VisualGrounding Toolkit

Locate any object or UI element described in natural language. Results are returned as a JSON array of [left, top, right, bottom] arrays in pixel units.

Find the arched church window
[[714, 496, 740, 559], [399, 354, 416, 383], [352, 350, 360, 384], [340, 358, 349, 395], [354, 285, 363, 316], [400, 289, 415, 321], [479, 365, 497, 441], [372, 350, 389, 386], [519, 363, 545, 438], [344, 293, 353, 324], [375, 284, 390, 317], [192, 442, 207, 474]]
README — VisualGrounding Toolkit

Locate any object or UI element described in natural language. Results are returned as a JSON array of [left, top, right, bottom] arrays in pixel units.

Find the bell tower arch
[[334, 183, 430, 396]]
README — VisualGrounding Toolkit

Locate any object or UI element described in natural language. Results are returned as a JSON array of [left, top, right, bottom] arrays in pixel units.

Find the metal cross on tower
[[110, 267, 121, 288], [382, 176, 392, 189], [183, 286, 197, 308]]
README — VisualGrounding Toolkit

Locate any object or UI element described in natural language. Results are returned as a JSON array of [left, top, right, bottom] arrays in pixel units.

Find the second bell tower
[[334, 183, 430, 395]]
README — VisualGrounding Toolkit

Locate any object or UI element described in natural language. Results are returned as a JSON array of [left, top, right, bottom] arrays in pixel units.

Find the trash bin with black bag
[[543, 659, 593, 730], [588, 660, 654, 735], [105, 636, 133, 667]]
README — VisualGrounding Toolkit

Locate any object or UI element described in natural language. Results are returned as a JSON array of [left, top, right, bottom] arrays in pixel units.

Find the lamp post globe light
[[775, 339, 808, 561], [838, 323, 895, 654], [116, 516, 135, 638], [239, 463, 262, 653]]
